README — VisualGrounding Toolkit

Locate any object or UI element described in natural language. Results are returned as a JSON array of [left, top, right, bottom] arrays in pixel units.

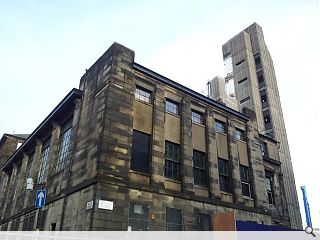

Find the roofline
[[132, 62, 249, 121], [1, 88, 83, 171]]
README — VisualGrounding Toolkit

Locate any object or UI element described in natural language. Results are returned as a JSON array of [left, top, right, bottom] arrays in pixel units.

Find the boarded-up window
[[166, 208, 183, 231]]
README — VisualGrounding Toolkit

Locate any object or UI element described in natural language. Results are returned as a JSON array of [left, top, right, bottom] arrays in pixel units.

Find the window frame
[[164, 141, 180, 180], [215, 120, 226, 134], [165, 99, 179, 115], [235, 128, 245, 141], [197, 213, 212, 231], [55, 120, 72, 173], [218, 159, 231, 193], [192, 150, 207, 186], [135, 86, 152, 103], [265, 171, 275, 205], [37, 138, 51, 184], [130, 130, 151, 174], [166, 207, 183, 231], [128, 202, 150, 231], [240, 165, 251, 197], [192, 110, 204, 125]]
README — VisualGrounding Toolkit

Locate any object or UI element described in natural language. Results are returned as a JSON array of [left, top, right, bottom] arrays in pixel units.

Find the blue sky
[[0, 0, 319, 229]]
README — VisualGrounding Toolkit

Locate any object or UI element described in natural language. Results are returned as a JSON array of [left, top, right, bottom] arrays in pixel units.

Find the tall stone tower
[[211, 22, 302, 229]]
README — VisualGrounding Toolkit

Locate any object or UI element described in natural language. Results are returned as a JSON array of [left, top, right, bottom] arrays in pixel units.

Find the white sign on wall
[[86, 200, 93, 210], [98, 200, 114, 210]]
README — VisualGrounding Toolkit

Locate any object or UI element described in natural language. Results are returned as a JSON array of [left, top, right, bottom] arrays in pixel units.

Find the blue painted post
[[301, 185, 312, 228]]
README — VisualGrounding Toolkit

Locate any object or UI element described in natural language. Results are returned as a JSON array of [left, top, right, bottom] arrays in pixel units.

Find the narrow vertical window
[[240, 165, 251, 197], [193, 150, 207, 186], [166, 208, 183, 231], [265, 171, 275, 205], [218, 159, 230, 193], [260, 142, 268, 158], [37, 138, 51, 183], [131, 130, 150, 173], [55, 120, 72, 172], [164, 141, 180, 180], [27, 152, 35, 178]]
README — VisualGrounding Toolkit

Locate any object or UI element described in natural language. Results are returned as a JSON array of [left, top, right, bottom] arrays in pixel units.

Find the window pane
[[218, 159, 230, 192], [165, 141, 180, 180], [166, 100, 179, 114], [135, 87, 151, 103], [129, 203, 149, 231], [192, 111, 203, 124], [37, 138, 51, 183], [131, 130, 150, 173], [215, 120, 225, 133], [55, 124, 72, 173], [166, 208, 183, 231], [236, 129, 244, 141]]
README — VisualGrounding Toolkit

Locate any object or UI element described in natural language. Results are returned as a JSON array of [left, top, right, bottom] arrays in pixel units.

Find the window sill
[[165, 111, 180, 118], [135, 98, 153, 106], [194, 184, 208, 190], [130, 170, 151, 177], [192, 122, 205, 127], [220, 191, 232, 196], [216, 131, 227, 136], [242, 196, 254, 201], [164, 177, 181, 184]]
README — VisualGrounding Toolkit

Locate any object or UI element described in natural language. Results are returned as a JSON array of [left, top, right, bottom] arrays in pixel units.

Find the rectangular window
[[235, 59, 245, 66], [235, 128, 245, 141], [193, 150, 207, 186], [265, 171, 275, 205], [197, 213, 212, 231], [128, 203, 150, 231], [166, 208, 183, 231], [260, 142, 268, 158], [37, 138, 51, 183], [135, 87, 151, 103], [257, 71, 265, 89], [240, 165, 251, 197], [263, 110, 272, 130], [215, 120, 226, 133], [218, 159, 230, 193], [165, 100, 179, 115], [254, 54, 262, 70], [192, 110, 204, 124], [260, 89, 268, 109], [131, 130, 150, 173], [238, 77, 247, 85], [55, 120, 72, 173], [27, 152, 35, 178], [164, 141, 180, 180], [240, 96, 250, 104]]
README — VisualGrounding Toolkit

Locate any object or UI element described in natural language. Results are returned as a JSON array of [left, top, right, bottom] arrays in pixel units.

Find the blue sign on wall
[[35, 189, 46, 208]]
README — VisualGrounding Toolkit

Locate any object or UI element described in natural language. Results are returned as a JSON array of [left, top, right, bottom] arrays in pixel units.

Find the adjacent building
[[208, 22, 302, 229], [0, 41, 293, 230]]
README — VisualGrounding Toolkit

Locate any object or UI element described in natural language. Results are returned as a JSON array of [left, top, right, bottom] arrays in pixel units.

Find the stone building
[[208, 23, 302, 229], [0, 42, 291, 231]]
